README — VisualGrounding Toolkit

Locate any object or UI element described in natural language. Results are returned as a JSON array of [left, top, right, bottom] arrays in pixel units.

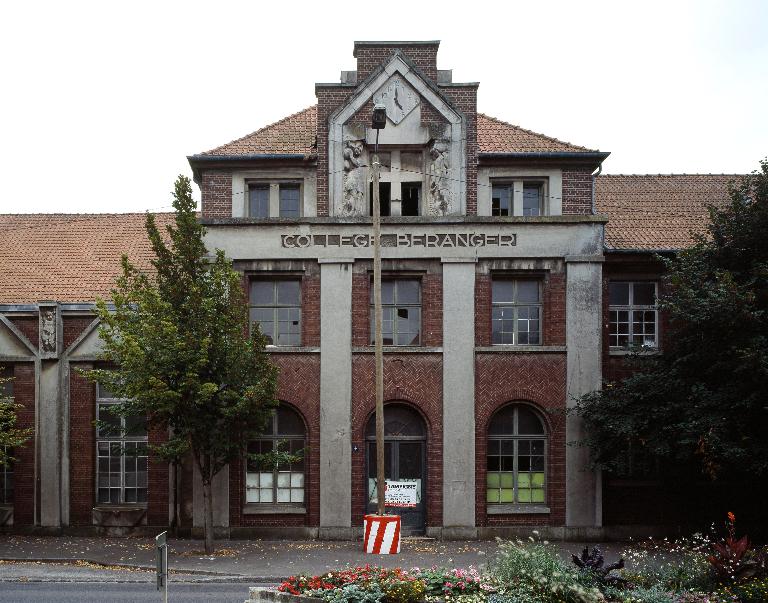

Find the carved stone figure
[[342, 140, 366, 216], [427, 141, 452, 215], [40, 308, 56, 353]]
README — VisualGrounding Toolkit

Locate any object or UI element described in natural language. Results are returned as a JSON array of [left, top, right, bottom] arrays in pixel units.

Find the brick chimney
[[353, 40, 440, 82]]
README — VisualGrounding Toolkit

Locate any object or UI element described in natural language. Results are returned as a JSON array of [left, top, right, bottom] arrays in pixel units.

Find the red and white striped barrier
[[363, 514, 401, 554]]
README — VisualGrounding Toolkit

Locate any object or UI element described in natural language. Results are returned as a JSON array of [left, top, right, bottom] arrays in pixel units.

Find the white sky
[[1, 0, 766, 213]]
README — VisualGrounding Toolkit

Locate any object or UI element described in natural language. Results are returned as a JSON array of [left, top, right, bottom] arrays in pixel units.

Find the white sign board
[[385, 481, 418, 508]]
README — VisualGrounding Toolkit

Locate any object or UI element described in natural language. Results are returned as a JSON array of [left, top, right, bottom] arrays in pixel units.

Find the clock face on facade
[[373, 76, 420, 125]]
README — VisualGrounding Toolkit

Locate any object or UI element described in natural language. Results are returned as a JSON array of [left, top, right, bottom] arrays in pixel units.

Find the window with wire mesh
[[246, 406, 305, 505], [370, 279, 421, 346], [491, 279, 541, 345], [487, 404, 547, 505], [0, 368, 12, 504], [95, 383, 148, 505], [249, 280, 301, 346], [609, 282, 658, 349]]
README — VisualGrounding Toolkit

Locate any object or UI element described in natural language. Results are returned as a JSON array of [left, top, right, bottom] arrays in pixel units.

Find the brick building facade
[[0, 41, 738, 538]]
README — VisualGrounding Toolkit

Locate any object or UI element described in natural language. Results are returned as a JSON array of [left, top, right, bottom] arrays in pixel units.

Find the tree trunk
[[202, 474, 215, 554]]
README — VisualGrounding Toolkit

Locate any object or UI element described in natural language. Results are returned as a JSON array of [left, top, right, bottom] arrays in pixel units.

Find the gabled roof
[[476, 113, 596, 153], [192, 105, 598, 157], [198, 106, 318, 157], [0, 213, 176, 304], [595, 174, 738, 251]]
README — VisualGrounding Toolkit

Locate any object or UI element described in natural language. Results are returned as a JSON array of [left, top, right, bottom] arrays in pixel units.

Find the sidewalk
[[0, 535, 627, 581]]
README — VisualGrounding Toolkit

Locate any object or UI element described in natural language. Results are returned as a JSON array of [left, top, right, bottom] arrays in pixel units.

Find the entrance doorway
[[365, 403, 427, 535]]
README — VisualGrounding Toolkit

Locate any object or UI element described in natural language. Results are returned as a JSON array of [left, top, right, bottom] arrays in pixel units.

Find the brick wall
[[475, 271, 566, 347], [201, 170, 233, 219], [562, 169, 593, 215], [8, 363, 35, 525], [475, 354, 567, 526], [355, 44, 439, 83], [301, 276, 320, 347], [350, 354, 443, 527], [441, 86, 478, 215], [69, 363, 95, 525], [229, 354, 320, 527], [10, 317, 38, 349], [63, 316, 95, 352], [316, 87, 354, 216]]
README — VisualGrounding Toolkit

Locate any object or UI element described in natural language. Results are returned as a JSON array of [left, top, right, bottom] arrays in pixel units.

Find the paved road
[[0, 582, 250, 602]]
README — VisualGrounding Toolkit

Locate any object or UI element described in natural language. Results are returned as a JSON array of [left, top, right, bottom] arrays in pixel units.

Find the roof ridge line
[[201, 104, 318, 155], [477, 112, 594, 152]]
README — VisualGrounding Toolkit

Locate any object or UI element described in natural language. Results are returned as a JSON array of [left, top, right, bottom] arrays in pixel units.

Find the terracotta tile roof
[[596, 174, 739, 251], [476, 113, 596, 153], [199, 105, 318, 157], [195, 105, 598, 156], [0, 213, 177, 304]]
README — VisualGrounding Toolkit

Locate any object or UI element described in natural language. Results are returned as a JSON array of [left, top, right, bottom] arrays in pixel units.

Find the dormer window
[[246, 181, 303, 218], [492, 179, 548, 216]]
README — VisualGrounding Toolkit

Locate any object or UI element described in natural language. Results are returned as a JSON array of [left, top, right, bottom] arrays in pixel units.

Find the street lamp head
[[371, 104, 387, 130]]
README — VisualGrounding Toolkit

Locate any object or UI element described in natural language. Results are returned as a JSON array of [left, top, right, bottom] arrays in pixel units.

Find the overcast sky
[[1, 0, 766, 214]]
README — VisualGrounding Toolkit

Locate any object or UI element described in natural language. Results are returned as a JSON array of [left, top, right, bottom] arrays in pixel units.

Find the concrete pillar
[[38, 360, 61, 527], [565, 258, 603, 528], [319, 260, 353, 538], [441, 259, 477, 537]]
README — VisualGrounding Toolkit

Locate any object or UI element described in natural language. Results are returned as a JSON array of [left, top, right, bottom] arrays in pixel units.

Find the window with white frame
[[609, 282, 658, 349], [370, 279, 421, 346], [248, 184, 270, 218], [487, 404, 547, 506], [249, 280, 302, 346], [246, 406, 305, 505], [491, 279, 542, 345], [491, 179, 547, 216], [1, 367, 13, 505], [96, 383, 148, 505]]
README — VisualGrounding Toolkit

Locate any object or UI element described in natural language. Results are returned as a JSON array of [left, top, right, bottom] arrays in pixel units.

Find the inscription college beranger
[[281, 232, 517, 249]]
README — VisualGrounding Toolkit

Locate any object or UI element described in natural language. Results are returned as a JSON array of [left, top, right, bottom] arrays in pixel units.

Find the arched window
[[487, 404, 546, 506], [246, 406, 305, 505]]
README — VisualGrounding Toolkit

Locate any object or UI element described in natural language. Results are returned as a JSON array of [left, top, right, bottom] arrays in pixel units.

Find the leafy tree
[[84, 176, 278, 553], [0, 375, 32, 468], [575, 159, 768, 480]]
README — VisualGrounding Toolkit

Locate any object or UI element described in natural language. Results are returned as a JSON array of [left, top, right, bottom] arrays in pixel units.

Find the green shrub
[[308, 583, 385, 602], [490, 538, 604, 603]]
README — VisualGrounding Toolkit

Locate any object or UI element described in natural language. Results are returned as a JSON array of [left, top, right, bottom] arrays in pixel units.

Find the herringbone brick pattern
[[350, 354, 443, 527], [229, 354, 320, 527], [475, 354, 567, 526]]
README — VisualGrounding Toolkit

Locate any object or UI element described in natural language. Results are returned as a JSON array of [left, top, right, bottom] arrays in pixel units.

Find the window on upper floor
[[246, 405, 306, 506], [96, 383, 148, 505], [249, 280, 302, 346], [279, 184, 301, 218], [369, 151, 423, 216], [491, 279, 542, 345], [248, 184, 270, 218], [246, 181, 302, 218], [487, 404, 547, 506], [370, 279, 421, 346], [609, 281, 658, 350], [492, 179, 548, 217]]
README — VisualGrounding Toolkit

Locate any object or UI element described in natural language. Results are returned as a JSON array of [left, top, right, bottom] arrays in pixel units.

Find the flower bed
[[272, 516, 767, 602]]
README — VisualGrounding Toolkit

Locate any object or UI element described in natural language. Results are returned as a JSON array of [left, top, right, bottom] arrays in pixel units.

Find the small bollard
[[156, 531, 168, 603]]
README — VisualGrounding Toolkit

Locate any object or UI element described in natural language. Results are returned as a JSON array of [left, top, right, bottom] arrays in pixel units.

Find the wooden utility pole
[[371, 148, 386, 516]]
